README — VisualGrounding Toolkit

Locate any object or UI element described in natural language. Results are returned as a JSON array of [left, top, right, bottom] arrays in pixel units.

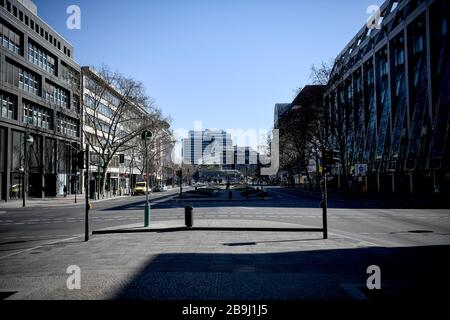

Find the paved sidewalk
[[0, 218, 447, 300], [0, 194, 133, 209]]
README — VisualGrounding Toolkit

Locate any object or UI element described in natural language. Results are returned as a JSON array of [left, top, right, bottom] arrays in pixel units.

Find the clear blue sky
[[35, 0, 383, 137]]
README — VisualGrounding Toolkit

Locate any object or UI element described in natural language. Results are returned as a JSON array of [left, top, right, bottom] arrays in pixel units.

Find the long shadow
[[93, 227, 324, 235], [102, 193, 179, 211], [114, 245, 450, 300], [99, 188, 450, 211]]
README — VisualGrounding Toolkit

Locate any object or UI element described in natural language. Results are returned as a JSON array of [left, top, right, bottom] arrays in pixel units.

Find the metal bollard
[[185, 206, 194, 228]]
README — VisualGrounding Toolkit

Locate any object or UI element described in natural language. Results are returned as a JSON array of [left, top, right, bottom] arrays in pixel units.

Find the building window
[[0, 19, 22, 55], [45, 81, 69, 109], [0, 91, 17, 120], [28, 40, 56, 75], [61, 61, 80, 88], [18, 67, 39, 96], [57, 113, 79, 138], [22, 100, 53, 130]]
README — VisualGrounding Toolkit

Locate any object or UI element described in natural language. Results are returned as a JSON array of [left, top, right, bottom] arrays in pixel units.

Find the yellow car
[[133, 182, 149, 195]]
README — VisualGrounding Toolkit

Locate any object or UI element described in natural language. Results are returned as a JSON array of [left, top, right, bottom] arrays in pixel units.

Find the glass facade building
[[0, 0, 81, 201], [325, 0, 449, 194]]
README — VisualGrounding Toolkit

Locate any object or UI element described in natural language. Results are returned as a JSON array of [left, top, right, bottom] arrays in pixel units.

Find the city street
[[2, 187, 450, 259], [1, 187, 449, 300]]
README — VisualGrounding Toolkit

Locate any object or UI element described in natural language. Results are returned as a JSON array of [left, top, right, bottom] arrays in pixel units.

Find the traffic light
[[176, 170, 182, 178], [323, 150, 339, 173], [119, 154, 125, 164], [73, 151, 85, 170]]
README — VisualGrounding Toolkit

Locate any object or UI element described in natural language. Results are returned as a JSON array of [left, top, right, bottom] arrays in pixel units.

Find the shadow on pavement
[[101, 188, 450, 211], [93, 227, 324, 235], [113, 245, 450, 300]]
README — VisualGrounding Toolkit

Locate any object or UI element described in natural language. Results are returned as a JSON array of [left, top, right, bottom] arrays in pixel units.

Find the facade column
[[40, 136, 45, 198], [391, 173, 396, 193], [409, 171, 414, 194], [377, 171, 381, 192], [5, 127, 11, 202]]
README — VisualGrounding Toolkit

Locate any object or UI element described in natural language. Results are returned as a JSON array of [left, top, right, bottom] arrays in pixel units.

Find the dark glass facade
[[325, 0, 449, 194], [0, 0, 81, 201]]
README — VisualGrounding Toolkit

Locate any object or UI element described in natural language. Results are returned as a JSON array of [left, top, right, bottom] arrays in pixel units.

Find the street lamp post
[[22, 134, 34, 208], [142, 130, 153, 227], [245, 166, 249, 200]]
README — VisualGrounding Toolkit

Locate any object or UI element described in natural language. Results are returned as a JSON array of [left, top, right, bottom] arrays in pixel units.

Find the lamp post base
[[144, 203, 151, 227]]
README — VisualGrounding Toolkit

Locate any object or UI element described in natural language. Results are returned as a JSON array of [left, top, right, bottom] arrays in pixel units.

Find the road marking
[[340, 284, 368, 301], [0, 235, 81, 260]]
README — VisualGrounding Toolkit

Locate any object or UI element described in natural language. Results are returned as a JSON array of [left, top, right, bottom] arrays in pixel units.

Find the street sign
[[356, 164, 368, 176]]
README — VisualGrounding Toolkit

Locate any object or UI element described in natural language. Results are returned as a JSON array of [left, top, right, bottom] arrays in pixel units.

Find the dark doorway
[[44, 174, 57, 197]]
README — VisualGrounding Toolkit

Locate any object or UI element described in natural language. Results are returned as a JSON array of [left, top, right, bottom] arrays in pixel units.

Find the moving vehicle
[[133, 182, 149, 195]]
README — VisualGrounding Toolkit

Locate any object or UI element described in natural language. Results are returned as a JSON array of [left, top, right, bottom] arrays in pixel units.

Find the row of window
[[60, 62, 79, 88], [85, 78, 121, 108], [18, 67, 39, 96], [23, 100, 53, 130], [45, 82, 68, 108], [0, 0, 71, 58], [85, 94, 113, 118], [0, 90, 16, 119], [57, 113, 79, 138], [28, 41, 56, 75], [0, 19, 21, 54]]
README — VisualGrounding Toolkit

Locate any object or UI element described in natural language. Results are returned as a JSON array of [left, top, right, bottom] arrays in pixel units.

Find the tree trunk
[[303, 161, 312, 190]]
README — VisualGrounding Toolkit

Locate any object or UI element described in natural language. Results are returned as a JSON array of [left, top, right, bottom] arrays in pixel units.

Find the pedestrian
[[63, 185, 67, 198]]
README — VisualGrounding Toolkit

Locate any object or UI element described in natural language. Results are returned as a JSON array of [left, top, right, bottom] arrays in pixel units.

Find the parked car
[[133, 182, 149, 195], [153, 185, 167, 192]]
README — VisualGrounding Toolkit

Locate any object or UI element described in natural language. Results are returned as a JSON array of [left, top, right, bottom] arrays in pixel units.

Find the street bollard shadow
[[93, 226, 325, 235]]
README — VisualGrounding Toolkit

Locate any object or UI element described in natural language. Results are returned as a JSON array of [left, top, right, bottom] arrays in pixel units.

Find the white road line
[[0, 235, 82, 260], [340, 284, 368, 301]]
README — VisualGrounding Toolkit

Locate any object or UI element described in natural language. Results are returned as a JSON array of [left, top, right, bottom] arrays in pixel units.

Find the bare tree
[[81, 66, 170, 196]]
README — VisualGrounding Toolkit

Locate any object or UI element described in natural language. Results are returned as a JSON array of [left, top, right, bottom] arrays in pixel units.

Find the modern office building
[[273, 103, 291, 129], [233, 145, 259, 172], [182, 129, 234, 167], [324, 0, 449, 194], [0, 0, 82, 201]]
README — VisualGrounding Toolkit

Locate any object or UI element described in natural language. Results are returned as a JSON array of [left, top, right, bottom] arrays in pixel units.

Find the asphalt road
[[1, 187, 450, 259]]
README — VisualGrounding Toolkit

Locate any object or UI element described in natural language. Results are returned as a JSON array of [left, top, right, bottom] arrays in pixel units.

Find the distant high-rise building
[[182, 129, 233, 166]]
